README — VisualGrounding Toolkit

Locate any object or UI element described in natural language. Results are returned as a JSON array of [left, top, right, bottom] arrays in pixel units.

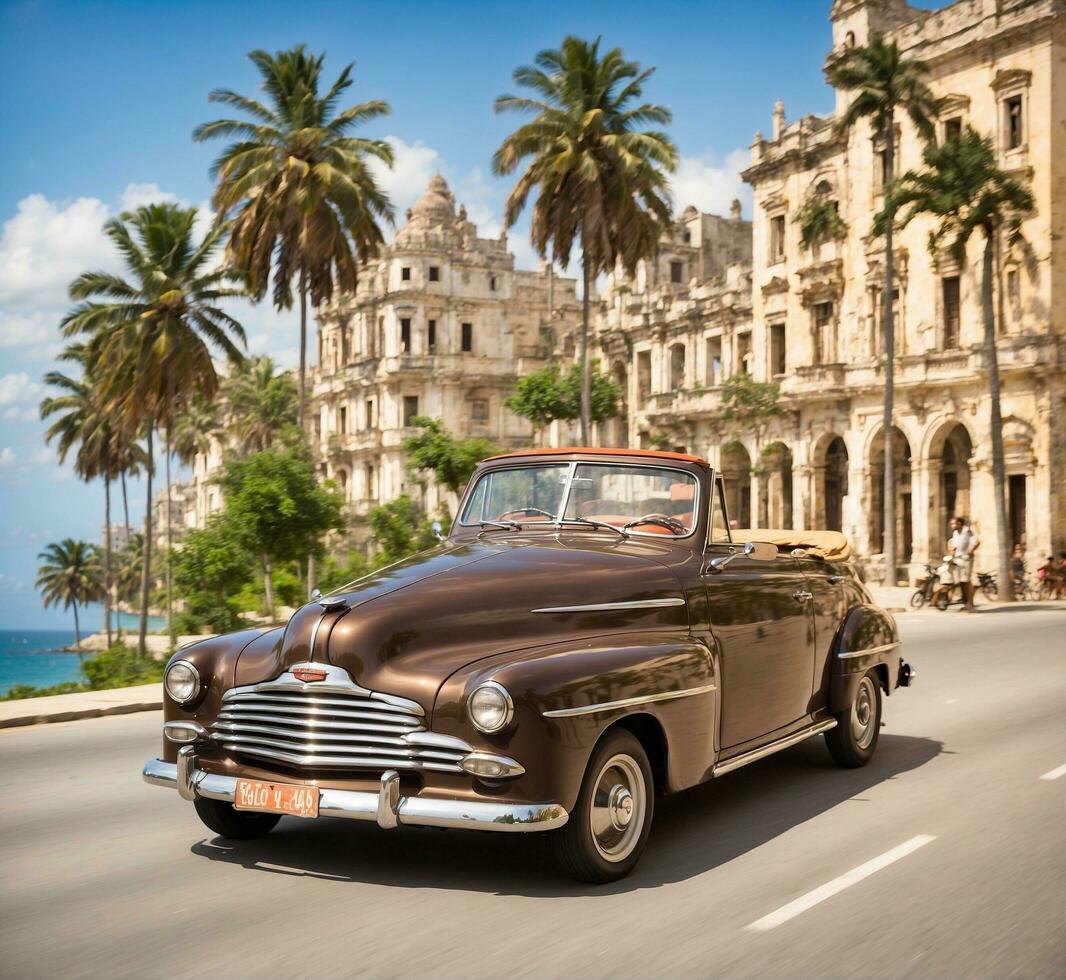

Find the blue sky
[[0, 0, 944, 629]]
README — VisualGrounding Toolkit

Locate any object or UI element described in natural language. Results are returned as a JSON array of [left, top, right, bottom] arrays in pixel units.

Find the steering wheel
[[497, 507, 555, 521], [623, 513, 687, 534]]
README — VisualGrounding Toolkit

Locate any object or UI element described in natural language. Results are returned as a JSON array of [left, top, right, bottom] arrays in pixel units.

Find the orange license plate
[[234, 779, 319, 819]]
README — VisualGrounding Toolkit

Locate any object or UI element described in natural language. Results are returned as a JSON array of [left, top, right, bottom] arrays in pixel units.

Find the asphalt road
[[2, 606, 1065, 978]]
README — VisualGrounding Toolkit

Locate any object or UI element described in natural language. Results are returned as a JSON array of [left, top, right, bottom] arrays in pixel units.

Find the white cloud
[[372, 135, 442, 221], [671, 148, 752, 219], [0, 447, 16, 467], [0, 372, 43, 406], [118, 182, 179, 212], [30, 447, 54, 465]]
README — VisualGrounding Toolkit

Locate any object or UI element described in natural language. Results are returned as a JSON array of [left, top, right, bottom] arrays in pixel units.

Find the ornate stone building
[[592, 0, 1066, 581], [310, 175, 580, 542]]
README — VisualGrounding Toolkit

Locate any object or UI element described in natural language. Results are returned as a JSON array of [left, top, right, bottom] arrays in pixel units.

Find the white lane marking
[[747, 835, 937, 932], [1040, 763, 1066, 781]]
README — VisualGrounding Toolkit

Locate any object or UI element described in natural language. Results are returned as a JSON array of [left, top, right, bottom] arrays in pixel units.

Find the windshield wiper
[[554, 516, 628, 538], [477, 519, 522, 532]]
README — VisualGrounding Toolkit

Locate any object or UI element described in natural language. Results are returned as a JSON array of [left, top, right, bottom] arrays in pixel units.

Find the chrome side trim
[[713, 719, 837, 776], [142, 758, 568, 833], [531, 597, 686, 614], [542, 683, 717, 718], [838, 641, 901, 660]]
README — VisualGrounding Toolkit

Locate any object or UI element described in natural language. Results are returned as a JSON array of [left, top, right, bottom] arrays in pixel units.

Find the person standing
[[949, 516, 979, 611]]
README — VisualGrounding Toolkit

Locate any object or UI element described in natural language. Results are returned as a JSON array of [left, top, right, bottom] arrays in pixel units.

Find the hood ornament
[[292, 666, 328, 683]]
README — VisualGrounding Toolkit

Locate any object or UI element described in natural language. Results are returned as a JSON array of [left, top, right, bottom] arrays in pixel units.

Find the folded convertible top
[[729, 528, 852, 563]]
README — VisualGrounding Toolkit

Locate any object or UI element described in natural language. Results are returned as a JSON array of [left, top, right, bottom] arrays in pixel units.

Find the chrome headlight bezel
[[468, 681, 514, 734], [164, 660, 201, 705]]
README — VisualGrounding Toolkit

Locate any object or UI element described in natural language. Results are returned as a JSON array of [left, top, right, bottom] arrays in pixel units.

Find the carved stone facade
[[310, 175, 580, 543], [591, 0, 1066, 582]]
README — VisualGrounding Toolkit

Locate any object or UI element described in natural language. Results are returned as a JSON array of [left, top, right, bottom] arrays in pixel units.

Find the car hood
[[233, 536, 690, 710]]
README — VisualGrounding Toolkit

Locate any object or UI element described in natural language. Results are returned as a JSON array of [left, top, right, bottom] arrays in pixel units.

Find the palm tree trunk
[[138, 426, 154, 658], [121, 469, 130, 529], [982, 229, 1014, 601], [165, 426, 174, 647], [298, 271, 307, 431], [104, 475, 113, 647], [580, 256, 591, 445], [881, 120, 898, 584], [262, 553, 274, 618], [72, 599, 81, 653]]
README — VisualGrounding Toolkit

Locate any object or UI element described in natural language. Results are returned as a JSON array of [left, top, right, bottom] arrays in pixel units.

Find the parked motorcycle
[[910, 563, 939, 608]]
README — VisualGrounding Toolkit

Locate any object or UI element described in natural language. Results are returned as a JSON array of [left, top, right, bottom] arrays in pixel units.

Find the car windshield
[[461, 462, 698, 536]]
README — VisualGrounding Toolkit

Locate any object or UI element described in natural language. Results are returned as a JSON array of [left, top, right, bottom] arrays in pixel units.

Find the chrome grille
[[211, 663, 471, 772]]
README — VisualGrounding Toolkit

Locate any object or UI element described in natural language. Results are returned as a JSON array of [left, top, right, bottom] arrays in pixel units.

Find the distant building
[[101, 522, 134, 554]]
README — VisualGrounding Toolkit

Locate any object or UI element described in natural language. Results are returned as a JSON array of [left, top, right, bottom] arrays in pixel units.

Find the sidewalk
[[0, 683, 162, 730]]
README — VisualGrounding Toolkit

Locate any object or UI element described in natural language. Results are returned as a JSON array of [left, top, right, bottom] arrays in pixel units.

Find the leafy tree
[[720, 374, 782, 450], [36, 539, 103, 652], [223, 355, 302, 453], [61, 202, 247, 654], [794, 188, 847, 251], [170, 515, 255, 632], [881, 127, 1034, 599], [367, 494, 439, 567], [217, 450, 344, 615], [493, 36, 676, 443], [506, 361, 619, 436], [315, 550, 372, 594], [827, 34, 941, 580], [403, 417, 500, 495], [195, 45, 395, 427]]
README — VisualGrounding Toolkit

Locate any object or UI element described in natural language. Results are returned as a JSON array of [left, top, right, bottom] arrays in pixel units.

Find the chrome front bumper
[[142, 748, 568, 833]]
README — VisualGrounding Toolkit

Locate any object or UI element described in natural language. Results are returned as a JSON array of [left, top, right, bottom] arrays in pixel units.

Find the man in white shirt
[[949, 516, 979, 610]]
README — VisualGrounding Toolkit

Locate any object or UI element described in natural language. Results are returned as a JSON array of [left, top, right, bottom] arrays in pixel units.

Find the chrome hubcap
[[590, 754, 645, 862], [851, 676, 877, 750]]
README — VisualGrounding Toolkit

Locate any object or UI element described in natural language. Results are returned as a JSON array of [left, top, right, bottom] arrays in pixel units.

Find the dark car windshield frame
[[459, 460, 703, 539]]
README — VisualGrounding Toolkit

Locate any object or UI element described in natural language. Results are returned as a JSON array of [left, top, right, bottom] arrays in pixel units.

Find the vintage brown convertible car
[[144, 447, 913, 882]]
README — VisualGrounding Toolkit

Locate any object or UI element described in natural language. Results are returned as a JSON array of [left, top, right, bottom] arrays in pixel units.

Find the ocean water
[[0, 630, 83, 693]]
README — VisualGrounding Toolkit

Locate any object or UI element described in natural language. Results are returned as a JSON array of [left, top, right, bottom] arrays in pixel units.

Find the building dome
[[410, 174, 455, 220]]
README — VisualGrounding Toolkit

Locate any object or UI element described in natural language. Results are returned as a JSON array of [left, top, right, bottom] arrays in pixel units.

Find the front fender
[[828, 604, 903, 713], [432, 632, 717, 811]]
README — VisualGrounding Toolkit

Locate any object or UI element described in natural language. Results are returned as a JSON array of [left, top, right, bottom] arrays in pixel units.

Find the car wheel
[[825, 671, 882, 768], [549, 729, 654, 884], [193, 797, 281, 840]]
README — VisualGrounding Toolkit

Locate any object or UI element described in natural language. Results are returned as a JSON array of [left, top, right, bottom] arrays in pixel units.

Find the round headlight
[[468, 681, 513, 734], [165, 660, 200, 704]]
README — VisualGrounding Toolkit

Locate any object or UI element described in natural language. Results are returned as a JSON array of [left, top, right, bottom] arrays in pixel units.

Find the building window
[[427, 319, 437, 353], [471, 399, 489, 422], [338, 405, 347, 435], [706, 337, 722, 386], [736, 331, 753, 374], [770, 323, 786, 377], [669, 343, 686, 389], [1006, 268, 1020, 327], [942, 276, 960, 349], [429, 266, 440, 282], [402, 395, 419, 427], [636, 350, 652, 406], [943, 116, 962, 141], [401, 266, 411, 281], [400, 317, 411, 353], [489, 275, 497, 291], [461, 322, 473, 353], [813, 302, 834, 364], [365, 463, 376, 499], [670, 260, 684, 284], [365, 398, 374, 429], [769, 215, 786, 263], [1005, 96, 1023, 150]]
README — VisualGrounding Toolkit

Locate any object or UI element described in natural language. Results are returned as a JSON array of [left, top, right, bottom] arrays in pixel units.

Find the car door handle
[[792, 590, 813, 603]]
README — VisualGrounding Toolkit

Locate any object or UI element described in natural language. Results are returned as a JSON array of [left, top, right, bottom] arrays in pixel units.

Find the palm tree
[[827, 34, 941, 582], [882, 127, 1033, 600], [794, 188, 847, 252], [194, 45, 395, 428], [61, 203, 247, 655], [224, 355, 300, 453], [36, 539, 103, 653], [172, 397, 222, 467], [492, 35, 677, 443], [39, 343, 119, 646]]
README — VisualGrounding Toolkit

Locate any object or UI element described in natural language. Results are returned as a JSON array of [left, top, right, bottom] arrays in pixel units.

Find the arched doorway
[[869, 426, 912, 561], [824, 437, 848, 532], [938, 424, 973, 545], [721, 441, 752, 528], [759, 442, 793, 529]]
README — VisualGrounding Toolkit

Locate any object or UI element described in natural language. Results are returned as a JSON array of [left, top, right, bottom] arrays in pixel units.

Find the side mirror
[[707, 539, 778, 573], [431, 520, 444, 542]]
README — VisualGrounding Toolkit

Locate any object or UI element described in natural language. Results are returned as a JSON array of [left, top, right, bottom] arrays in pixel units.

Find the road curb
[[0, 683, 164, 730]]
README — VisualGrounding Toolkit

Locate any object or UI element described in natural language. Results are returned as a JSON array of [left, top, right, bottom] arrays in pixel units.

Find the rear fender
[[828, 605, 902, 713]]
